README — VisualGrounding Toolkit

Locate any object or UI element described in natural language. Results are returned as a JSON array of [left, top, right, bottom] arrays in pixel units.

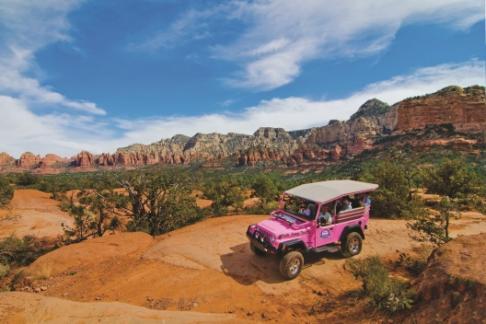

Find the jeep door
[[315, 204, 339, 247]]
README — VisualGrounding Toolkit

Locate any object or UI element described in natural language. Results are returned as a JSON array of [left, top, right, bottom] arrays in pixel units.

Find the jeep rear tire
[[250, 242, 265, 256], [341, 232, 363, 258], [279, 251, 304, 280]]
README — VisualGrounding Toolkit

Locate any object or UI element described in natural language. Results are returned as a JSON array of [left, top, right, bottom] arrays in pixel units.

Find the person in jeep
[[247, 180, 378, 280], [318, 204, 332, 226]]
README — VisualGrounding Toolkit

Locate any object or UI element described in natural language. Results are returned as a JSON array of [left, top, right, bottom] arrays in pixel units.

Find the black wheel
[[279, 251, 304, 280], [250, 242, 265, 256], [341, 232, 363, 258]]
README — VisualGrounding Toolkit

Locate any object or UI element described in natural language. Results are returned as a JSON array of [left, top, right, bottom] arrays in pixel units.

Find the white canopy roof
[[285, 180, 378, 204]]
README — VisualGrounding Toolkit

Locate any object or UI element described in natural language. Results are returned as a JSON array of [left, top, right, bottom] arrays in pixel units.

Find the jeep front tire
[[279, 251, 304, 280], [341, 232, 363, 258]]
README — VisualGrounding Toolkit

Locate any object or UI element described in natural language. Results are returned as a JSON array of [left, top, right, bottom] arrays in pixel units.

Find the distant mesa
[[0, 85, 484, 173]]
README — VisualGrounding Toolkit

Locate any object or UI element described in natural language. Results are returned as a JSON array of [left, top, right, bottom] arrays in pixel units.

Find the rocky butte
[[0, 85, 484, 173]]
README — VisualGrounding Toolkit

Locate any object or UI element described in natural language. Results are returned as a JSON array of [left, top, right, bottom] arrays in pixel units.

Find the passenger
[[342, 198, 353, 211], [318, 205, 332, 225], [351, 195, 362, 208], [299, 203, 313, 218], [363, 194, 372, 206]]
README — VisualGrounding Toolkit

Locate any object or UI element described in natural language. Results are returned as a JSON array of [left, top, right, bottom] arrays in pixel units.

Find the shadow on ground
[[220, 243, 347, 285]]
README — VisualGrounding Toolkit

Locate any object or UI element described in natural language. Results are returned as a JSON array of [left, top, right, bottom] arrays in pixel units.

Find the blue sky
[[0, 0, 484, 156]]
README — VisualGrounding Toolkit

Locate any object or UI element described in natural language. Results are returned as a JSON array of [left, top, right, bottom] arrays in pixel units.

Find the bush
[[346, 257, 415, 313], [408, 197, 458, 246], [204, 177, 245, 215], [0, 176, 14, 207], [15, 172, 38, 187], [0, 236, 54, 267], [0, 263, 9, 279], [121, 170, 202, 235], [251, 175, 279, 202], [394, 250, 430, 276], [424, 159, 480, 198], [360, 160, 423, 218]]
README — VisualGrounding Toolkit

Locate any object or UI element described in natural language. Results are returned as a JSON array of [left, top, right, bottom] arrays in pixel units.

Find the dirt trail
[[0, 189, 73, 239], [1, 189, 485, 322], [18, 212, 486, 323]]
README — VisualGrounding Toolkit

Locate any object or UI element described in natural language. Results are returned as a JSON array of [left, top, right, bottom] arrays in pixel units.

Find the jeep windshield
[[282, 194, 317, 221]]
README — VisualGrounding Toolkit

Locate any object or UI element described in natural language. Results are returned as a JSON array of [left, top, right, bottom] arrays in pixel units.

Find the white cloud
[[0, 0, 106, 115], [1, 59, 483, 157], [112, 59, 485, 151], [213, 0, 484, 90]]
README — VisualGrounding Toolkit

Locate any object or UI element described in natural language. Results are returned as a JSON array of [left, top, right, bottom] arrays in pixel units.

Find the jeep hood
[[257, 216, 305, 235]]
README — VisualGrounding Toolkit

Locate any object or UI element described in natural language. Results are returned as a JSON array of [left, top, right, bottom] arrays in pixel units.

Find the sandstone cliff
[[3, 85, 485, 172]]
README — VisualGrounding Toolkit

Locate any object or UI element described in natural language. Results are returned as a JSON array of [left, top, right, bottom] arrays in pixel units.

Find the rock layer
[[3, 85, 485, 172]]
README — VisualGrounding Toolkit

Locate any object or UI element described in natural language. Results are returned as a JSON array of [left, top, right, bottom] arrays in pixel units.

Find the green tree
[[252, 174, 279, 203], [0, 176, 14, 207], [360, 160, 421, 218], [77, 189, 125, 237], [425, 159, 479, 198], [120, 170, 201, 235], [408, 197, 457, 246], [204, 177, 245, 215]]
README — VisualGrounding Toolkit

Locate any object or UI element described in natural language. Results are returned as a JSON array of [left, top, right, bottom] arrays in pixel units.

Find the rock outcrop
[[0, 152, 15, 168], [72, 151, 94, 168], [389, 86, 486, 133], [16, 152, 41, 169], [38, 154, 66, 169], [2, 85, 485, 172], [405, 233, 486, 324]]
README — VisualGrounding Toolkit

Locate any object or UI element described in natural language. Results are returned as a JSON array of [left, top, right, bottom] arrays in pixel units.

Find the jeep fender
[[278, 239, 307, 256], [339, 225, 365, 243]]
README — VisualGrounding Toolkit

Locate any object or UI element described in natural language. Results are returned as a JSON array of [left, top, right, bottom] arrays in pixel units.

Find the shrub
[[204, 177, 245, 215], [346, 257, 415, 313], [0, 236, 54, 267], [360, 160, 423, 218], [251, 175, 279, 203], [0, 176, 14, 207], [15, 172, 38, 187], [121, 170, 202, 235], [424, 159, 479, 198], [408, 197, 458, 246], [394, 250, 430, 276], [0, 263, 9, 279]]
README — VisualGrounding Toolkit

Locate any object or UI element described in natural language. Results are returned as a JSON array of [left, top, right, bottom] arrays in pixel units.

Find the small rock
[[40, 286, 48, 291], [95, 296, 101, 301], [192, 302, 199, 308], [34, 287, 41, 293]]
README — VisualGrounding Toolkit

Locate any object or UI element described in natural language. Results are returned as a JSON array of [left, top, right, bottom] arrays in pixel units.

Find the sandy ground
[[0, 189, 73, 239], [16, 214, 486, 323], [1, 189, 485, 323], [0, 292, 240, 323]]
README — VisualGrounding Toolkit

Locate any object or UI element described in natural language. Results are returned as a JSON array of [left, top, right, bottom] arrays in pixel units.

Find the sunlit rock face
[[3, 86, 485, 172]]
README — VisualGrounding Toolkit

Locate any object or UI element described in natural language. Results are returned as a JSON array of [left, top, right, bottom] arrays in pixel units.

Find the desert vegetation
[[0, 175, 13, 207]]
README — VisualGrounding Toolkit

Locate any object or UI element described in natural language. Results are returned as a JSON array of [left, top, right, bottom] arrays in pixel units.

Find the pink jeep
[[246, 180, 378, 280]]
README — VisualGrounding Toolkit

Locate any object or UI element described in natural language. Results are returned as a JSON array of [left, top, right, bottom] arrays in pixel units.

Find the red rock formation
[[329, 145, 343, 161], [391, 86, 486, 133], [74, 151, 94, 168], [17, 152, 41, 169], [0, 153, 14, 168], [1, 85, 484, 173], [38, 154, 66, 169]]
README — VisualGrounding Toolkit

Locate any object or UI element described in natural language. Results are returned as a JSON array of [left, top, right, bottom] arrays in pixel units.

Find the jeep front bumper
[[246, 228, 277, 254]]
